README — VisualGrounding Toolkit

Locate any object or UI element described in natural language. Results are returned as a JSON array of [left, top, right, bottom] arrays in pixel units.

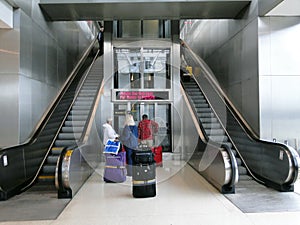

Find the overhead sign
[[113, 90, 170, 101]]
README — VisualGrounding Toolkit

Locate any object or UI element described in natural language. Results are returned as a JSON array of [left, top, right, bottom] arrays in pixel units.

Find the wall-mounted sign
[[112, 90, 170, 102]]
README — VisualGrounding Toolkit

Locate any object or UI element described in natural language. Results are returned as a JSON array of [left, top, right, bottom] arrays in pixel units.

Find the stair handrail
[[20, 41, 100, 192], [181, 40, 299, 189], [181, 85, 238, 189]]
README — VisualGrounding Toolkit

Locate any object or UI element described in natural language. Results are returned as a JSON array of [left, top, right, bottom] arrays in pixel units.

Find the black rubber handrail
[[181, 40, 299, 191]]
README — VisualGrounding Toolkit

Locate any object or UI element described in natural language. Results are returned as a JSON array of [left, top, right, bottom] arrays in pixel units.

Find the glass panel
[[155, 104, 171, 152], [130, 103, 140, 122], [143, 20, 159, 38], [122, 20, 141, 38], [143, 48, 170, 89], [114, 104, 127, 134], [115, 48, 141, 89], [142, 104, 155, 122]]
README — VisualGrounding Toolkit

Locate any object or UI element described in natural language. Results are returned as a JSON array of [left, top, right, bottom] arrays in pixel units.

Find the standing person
[[138, 114, 159, 148], [120, 113, 138, 176], [97, 23, 104, 54], [102, 118, 119, 146]]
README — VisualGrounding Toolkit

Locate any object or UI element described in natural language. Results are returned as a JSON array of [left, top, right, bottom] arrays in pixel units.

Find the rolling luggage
[[151, 146, 163, 167], [103, 151, 127, 183], [132, 150, 156, 198]]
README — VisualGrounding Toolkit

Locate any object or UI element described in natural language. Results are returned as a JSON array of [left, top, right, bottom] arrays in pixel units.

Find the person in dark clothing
[[97, 23, 104, 54], [120, 114, 138, 176]]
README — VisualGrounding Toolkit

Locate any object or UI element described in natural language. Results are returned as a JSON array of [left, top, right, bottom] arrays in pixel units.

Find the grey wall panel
[[0, 0, 94, 146], [19, 75, 33, 142], [0, 28, 19, 73], [31, 22, 47, 82], [181, 1, 261, 134], [192, 19, 259, 133], [45, 35, 58, 86], [0, 75, 19, 147], [20, 11, 32, 77], [0, 12, 20, 147]]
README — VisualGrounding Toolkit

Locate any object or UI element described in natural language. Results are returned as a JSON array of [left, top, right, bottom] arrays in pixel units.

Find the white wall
[[259, 17, 300, 149]]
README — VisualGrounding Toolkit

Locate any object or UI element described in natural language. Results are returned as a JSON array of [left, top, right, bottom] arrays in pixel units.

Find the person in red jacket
[[138, 114, 159, 147]]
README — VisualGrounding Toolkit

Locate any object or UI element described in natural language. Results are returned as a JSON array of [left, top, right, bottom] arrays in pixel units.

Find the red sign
[[116, 91, 168, 101]]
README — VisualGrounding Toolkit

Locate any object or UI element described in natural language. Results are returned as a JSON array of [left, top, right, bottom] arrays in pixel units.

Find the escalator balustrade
[[182, 78, 251, 185], [36, 58, 103, 189]]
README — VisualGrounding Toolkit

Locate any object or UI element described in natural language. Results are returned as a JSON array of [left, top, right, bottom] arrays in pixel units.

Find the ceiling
[[267, 0, 300, 16], [38, 0, 251, 21]]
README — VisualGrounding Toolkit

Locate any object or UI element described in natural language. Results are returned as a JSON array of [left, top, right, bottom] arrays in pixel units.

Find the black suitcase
[[132, 150, 156, 198], [132, 149, 154, 164]]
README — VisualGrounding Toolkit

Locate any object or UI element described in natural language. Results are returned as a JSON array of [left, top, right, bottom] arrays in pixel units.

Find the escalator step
[[209, 135, 228, 142], [64, 121, 86, 127], [197, 108, 212, 114], [70, 110, 89, 115], [51, 147, 64, 155], [61, 126, 84, 133], [42, 165, 56, 174], [76, 97, 94, 102], [236, 157, 242, 166], [54, 139, 77, 147], [198, 112, 215, 118], [194, 103, 209, 108], [67, 115, 88, 121], [206, 129, 225, 135], [37, 175, 55, 185], [238, 166, 248, 175], [58, 133, 82, 140], [74, 101, 93, 106], [202, 123, 221, 129], [72, 105, 91, 110], [200, 118, 218, 123], [47, 155, 59, 164]]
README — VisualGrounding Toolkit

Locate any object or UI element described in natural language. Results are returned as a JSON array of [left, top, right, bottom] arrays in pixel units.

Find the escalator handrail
[[20, 47, 101, 192], [78, 50, 104, 144], [181, 81, 210, 142], [221, 143, 239, 188], [181, 40, 299, 186], [186, 76, 264, 184], [181, 85, 238, 189]]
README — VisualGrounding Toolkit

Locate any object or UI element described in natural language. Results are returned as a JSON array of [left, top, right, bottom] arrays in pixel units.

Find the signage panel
[[113, 90, 170, 101]]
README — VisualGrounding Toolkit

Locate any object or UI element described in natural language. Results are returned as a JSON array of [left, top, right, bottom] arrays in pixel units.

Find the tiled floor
[[1, 156, 300, 225]]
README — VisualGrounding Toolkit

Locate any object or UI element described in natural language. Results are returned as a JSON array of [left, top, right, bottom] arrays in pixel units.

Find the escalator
[[0, 40, 103, 200], [180, 41, 299, 194]]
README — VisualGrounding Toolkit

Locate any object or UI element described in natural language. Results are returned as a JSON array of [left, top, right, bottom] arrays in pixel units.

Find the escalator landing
[[225, 179, 300, 213], [0, 187, 70, 222]]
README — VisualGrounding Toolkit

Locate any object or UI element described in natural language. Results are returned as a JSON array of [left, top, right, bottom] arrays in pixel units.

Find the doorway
[[114, 103, 171, 152]]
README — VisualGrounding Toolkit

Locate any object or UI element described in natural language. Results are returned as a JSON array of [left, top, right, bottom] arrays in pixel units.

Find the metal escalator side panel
[[56, 145, 95, 199]]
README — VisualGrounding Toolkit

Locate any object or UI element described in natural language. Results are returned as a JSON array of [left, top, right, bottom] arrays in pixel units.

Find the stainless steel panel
[[0, 1, 94, 146], [259, 0, 284, 15], [0, 28, 19, 73], [182, 17, 260, 134], [39, 0, 251, 21], [0, 75, 19, 147]]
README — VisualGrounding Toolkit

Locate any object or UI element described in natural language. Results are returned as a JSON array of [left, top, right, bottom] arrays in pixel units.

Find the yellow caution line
[[39, 175, 55, 179], [51, 147, 64, 151]]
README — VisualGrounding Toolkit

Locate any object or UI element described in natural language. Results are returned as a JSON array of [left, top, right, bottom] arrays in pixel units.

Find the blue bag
[[104, 139, 120, 154]]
